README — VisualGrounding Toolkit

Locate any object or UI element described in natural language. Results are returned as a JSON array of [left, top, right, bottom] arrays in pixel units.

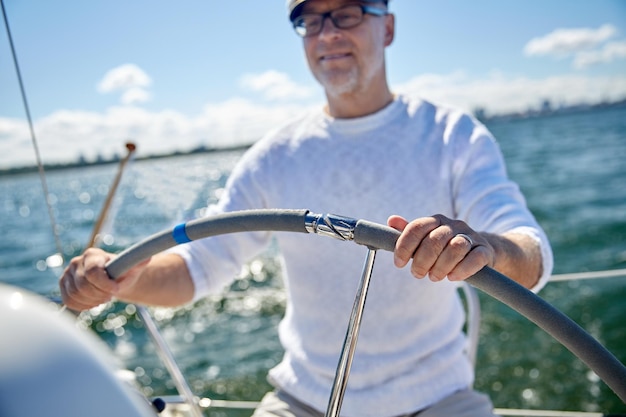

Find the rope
[[1, 0, 64, 261], [550, 268, 626, 281], [87, 142, 136, 248]]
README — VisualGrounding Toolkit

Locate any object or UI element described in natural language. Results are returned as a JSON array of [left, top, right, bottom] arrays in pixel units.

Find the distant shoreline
[[2, 99, 624, 177], [0, 144, 251, 177], [475, 96, 626, 124]]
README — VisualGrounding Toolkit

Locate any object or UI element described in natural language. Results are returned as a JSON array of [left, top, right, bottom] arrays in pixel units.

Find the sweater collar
[[321, 94, 404, 135]]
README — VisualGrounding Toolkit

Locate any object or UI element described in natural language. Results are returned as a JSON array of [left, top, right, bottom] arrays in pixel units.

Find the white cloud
[[239, 70, 316, 101], [3, 70, 626, 169], [97, 64, 152, 93], [197, 97, 317, 146], [0, 97, 318, 169], [523, 24, 626, 70], [0, 117, 35, 167], [1, 69, 321, 168], [573, 40, 626, 69], [97, 63, 152, 101], [120, 87, 152, 105], [524, 24, 618, 57]]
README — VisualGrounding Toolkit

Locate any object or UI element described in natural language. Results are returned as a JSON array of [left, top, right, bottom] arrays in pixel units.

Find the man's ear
[[384, 13, 395, 46]]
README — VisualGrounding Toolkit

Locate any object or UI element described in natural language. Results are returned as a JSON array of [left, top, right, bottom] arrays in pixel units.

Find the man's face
[[299, 0, 394, 98]]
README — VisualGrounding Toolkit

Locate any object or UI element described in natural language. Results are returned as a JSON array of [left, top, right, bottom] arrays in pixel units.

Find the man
[[61, 0, 553, 416]]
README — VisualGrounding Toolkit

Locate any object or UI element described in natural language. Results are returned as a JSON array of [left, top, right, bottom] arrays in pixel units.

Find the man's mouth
[[320, 52, 351, 61]]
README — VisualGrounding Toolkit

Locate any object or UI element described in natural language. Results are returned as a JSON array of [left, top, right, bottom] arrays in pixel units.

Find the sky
[[1, 0, 625, 168]]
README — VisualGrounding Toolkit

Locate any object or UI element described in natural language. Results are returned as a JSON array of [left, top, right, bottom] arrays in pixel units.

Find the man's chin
[[319, 75, 359, 98]]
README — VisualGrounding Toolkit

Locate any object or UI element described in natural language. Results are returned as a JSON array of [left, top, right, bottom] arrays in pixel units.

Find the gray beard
[[317, 66, 360, 97]]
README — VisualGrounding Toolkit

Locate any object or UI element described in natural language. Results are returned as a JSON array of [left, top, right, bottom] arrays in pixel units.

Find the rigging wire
[[1, 0, 65, 262]]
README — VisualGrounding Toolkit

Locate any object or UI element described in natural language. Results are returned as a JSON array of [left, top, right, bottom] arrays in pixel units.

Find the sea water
[[1, 106, 624, 414]]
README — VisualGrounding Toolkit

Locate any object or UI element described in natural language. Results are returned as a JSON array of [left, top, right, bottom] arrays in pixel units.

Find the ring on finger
[[456, 233, 474, 247]]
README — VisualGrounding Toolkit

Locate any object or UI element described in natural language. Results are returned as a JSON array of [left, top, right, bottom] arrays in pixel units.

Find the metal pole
[[136, 306, 205, 417], [325, 248, 377, 417]]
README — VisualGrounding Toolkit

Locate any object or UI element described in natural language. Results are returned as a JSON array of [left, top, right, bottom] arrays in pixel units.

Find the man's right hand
[[59, 247, 149, 311]]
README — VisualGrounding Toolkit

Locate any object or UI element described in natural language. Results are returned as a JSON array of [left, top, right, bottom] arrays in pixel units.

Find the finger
[[428, 233, 474, 281], [59, 251, 117, 310], [81, 249, 119, 294], [60, 272, 112, 311], [447, 246, 491, 281], [391, 216, 441, 269], [387, 215, 410, 268], [410, 221, 455, 280], [387, 215, 409, 231]]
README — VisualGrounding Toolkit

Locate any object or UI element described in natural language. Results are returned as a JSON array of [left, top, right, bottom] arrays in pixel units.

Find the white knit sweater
[[170, 95, 553, 416]]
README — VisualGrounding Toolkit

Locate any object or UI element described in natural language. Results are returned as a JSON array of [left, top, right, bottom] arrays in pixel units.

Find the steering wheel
[[106, 209, 626, 405]]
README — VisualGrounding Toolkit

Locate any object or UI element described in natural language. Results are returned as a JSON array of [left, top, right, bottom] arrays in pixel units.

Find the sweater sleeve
[[166, 142, 275, 301], [448, 113, 553, 292]]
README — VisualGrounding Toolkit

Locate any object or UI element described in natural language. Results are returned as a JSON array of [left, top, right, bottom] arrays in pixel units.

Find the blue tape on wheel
[[172, 223, 191, 244]]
